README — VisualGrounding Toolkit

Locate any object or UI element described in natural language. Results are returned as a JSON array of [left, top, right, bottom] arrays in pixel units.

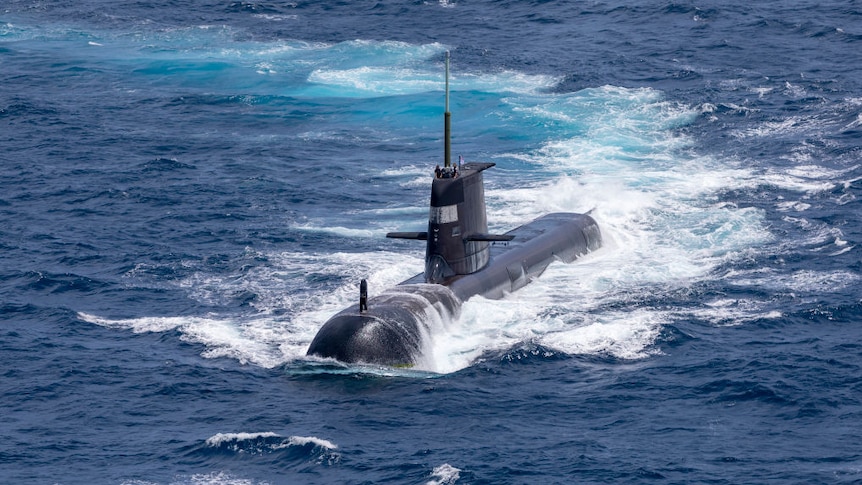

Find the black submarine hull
[[306, 212, 601, 367]]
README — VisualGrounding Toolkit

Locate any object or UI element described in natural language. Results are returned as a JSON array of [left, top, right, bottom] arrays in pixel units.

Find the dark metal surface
[[306, 284, 461, 367]]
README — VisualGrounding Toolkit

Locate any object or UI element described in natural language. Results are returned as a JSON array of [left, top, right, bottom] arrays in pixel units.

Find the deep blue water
[[2, 1, 862, 483]]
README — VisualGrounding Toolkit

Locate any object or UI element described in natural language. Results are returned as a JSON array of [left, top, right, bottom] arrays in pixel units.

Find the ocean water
[[2, 0, 861, 483]]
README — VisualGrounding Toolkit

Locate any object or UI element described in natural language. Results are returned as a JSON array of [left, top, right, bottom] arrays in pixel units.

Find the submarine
[[306, 52, 602, 367]]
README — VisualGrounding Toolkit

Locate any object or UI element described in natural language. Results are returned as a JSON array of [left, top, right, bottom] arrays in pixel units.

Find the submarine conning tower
[[386, 51, 514, 283], [387, 162, 513, 283], [425, 162, 495, 283]]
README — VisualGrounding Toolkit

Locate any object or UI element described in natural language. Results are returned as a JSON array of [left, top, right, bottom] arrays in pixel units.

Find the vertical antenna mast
[[444, 51, 451, 168]]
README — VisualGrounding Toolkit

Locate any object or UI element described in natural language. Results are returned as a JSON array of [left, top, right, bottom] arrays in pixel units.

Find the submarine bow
[[306, 284, 460, 367]]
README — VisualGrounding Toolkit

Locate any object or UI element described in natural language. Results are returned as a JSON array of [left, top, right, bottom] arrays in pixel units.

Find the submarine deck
[[398, 212, 600, 301]]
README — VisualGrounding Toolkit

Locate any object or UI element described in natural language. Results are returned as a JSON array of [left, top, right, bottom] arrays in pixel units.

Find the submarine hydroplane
[[306, 52, 602, 368]]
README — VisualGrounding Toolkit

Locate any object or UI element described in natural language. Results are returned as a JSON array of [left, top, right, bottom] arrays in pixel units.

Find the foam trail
[[411, 85, 775, 370], [284, 436, 338, 450], [74, 42, 802, 374], [131, 471, 271, 485], [426, 464, 461, 485], [204, 432, 338, 451], [78, 312, 287, 368], [205, 432, 280, 448], [81, 250, 428, 370], [200, 432, 341, 469], [81, 82, 772, 374]]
